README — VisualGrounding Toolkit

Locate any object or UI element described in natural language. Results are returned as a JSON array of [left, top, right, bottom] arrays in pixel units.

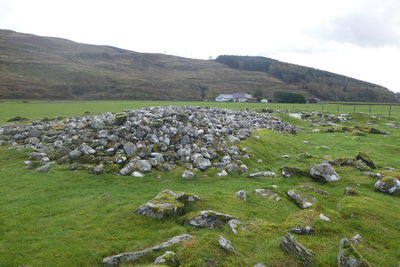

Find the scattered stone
[[102, 234, 193, 266], [217, 170, 228, 176], [226, 163, 238, 173], [344, 187, 358, 195], [303, 141, 312, 145], [382, 167, 398, 172], [253, 263, 266, 267], [103, 193, 111, 198], [319, 214, 330, 221], [239, 164, 248, 173], [298, 152, 313, 159], [281, 167, 303, 178], [356, 152, 376, 169], [235, 190, 247, 200], [218, 235, 235, 253], [249, 171, 276, 178], [353, 160, 371, 172], [287, 189, 317, 209], [24, 160, 34, 169], [135, 190, 200, 219], [7, 116, 28, 122], [374, 177, 400, 194], [280, 234, 314, 266], [256, 159, 263, 163], [255, 189, 281, 201], [362, 171, 382, 179], [310, 163, 340, 182], [288, 226, 314, 235], [153, 251, 180, 267], [36, 163, 51, 173], [182, 170, 195, 179], [227, 219, 241, 234], [337, 238, 371, 267], [123, 142, 137, 156], [311, 129, 320, 133], [92, 164, 104, 175], [351, 233, 362, 244], [186, 210, 237, 229], [385, 123, 400, 128], [316, 145, 330, 150], [131, 171, 144, 177], [281, 154, 290, 158]]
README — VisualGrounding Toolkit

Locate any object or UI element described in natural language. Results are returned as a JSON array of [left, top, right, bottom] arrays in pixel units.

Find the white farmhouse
[[215, 93, 252, 102]]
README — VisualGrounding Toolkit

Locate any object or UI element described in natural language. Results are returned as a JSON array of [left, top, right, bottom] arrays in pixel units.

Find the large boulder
[[185, 210, 237, 229], [337, 238, 371, 267], [287, 189, 317, 209], [135, 190, 200, 219], [374, 177, 400, 194], [310, 163, 340, 182], [280, 234, 314, 266]]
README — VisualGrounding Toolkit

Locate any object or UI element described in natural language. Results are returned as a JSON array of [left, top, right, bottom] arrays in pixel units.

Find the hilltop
[[0, 29, 396, 102]]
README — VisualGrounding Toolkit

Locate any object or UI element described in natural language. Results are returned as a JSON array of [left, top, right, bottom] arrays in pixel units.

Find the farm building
[[215, 93, 252, 102]]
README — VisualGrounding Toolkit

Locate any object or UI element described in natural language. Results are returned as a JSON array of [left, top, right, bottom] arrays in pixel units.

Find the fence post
[[369, 105, 371, 114], [337, 104, 339, 112], [389, 105, 392, 117], [322, 105, 324, 111], [353, 105, 356, 112], [306, 105, 308, 111]]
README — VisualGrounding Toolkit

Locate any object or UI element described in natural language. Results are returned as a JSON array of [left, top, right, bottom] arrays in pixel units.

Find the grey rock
[[194, 157, 211, 171], [239, 164, 248, 173], [120, 163, 134, 176], [132, 160, 152, 173], [228, 219, 241, 234], [249, 171, 276, 178], [337, 238, 370, 267], [153, 251, 180, 266], [351, 233, 362, 244], [102, 234, 193, 266], [182, 170, 195, 179], [131, 171, 144, 177], [235, 190, 247, 200], [344, 187, 358, 195], [288, 226, 314, 235], [123, 142, 137, 156], [186, 210, 237, 229], [217, 170, 228, 176], [374, 177, 400, 194], [310, 163, 340, 182], [226, 163, 238, 173], [227, 135, 240, 143], [92, 164, 104, 175], [280, 234, 314, 266], [255, 189, 281, 201], [218, 235, 235, 253], [24, 160, 34, 169], [36, 163, 51, 174], [253, 263, 266, 267], [319, 214, 330, 221], [287, 189, 317, 209], [281, 166, 302, 178]]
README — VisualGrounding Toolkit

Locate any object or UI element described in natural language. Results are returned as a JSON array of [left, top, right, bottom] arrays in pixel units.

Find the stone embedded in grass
[[218, 170, 228, 176], [353, 160, 371, 172], [298, 152, 313, 159], [344, 187, 358, 196], [362, 171, 382, 179], [281, 167, 303, 178], [287, 189, 317, 209], [248, 171, 276, 178], [153, 251, 180, 267], [374, 177, 400, 194], [235, 190, 247, 200], [131, 171, 144, 177], [253, 263, 266, 267], [218, 235, 235, 253], [228, 219, 241, 234], [351, 233, 362, 244], [102, 234, 192, 266], [337, 238, 371, 267], [310, 163, 340, 182], [356, 152, 376, 169], [280, 234, 314, 266], [287, 226, 314, 235], [182, 170, 195, 179], [255, 189, 281, 201], [36, 163, 51, 173], [319, 214, 330, 221], [135, 189, 200, 219], [185, 210, 237, 229]]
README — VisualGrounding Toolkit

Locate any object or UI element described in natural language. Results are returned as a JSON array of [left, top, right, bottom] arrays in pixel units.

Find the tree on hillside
[[253, 88, 263, 101], [273, 91, 306, 103]]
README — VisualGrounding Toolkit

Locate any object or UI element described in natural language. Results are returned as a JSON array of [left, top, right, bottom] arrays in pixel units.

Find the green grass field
[[0, 101, 399, 125], [0, 102, 400, 266]]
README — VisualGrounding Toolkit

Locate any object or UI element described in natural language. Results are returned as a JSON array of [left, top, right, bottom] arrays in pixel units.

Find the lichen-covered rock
[[186, 210, 237, 229], [337, 238, 371, 267], [218, 235, 235, 253], [123, 142, 137, 156], [235, 190, 247, 200], [287, 189, 317, 209], [374, 177, 400, 194], [135, 190, 200, 219], [182, 170, 195, 179], [36, 163, 51, 173], [288, 226, 314, 235], [194, 156, 211, 171], [92, 164, 104, 175], [281, 167, 303, 178], [255, 189, 281, 201], [353, 160, 371, 172], [153, 251, 180, 267], [280, 234, 314, 266], [356, 152, 376, 169], [228, 219, 241, 234], [310, 163, 340, 182]]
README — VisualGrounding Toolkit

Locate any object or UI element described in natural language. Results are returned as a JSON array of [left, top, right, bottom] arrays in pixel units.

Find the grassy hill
[[0, 29, 396, 102]]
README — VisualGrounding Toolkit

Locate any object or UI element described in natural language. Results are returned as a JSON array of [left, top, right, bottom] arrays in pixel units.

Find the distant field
[[0, 100, 399, 124]]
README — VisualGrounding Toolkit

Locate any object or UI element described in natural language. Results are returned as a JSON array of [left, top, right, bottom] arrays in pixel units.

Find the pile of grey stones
[[0, 106, 297, 176]]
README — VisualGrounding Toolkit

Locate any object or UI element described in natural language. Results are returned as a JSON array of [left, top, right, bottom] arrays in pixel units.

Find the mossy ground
[[0, 103, 400, 266]]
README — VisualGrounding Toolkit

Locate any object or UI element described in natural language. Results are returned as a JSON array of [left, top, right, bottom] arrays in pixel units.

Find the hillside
[[0, 29, 396, 102]]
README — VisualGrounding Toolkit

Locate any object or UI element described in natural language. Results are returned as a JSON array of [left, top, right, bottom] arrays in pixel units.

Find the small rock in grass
[[255, 189, 281, 201], [351, 233, 362, 244], [218, 235, 235, 253], [36, 163, 51, 173], [256, 159, 263, 163], [153, 251, 180, 267], [239, 164, 248, 173], [228, 219, 241, 234], [103, 193, 111, 198], [249, 171, 276, 178], [186, 210, 236, 229], [344, 187, 358, 195], [182, 170, 195, 179], [356, 152, 376, 169], [337, 238, 370, 267], [131, 171, 144, 177], [281, 166, 302, 178], [235, 190, 247, 200], [288, 226, 314, 235], [281, 154, 290, 158], [374, 177, 400, 194], [280, 234, 314, 265], [310, 163, 340, 182], [319, 213, 330, 221], [287, 189, 317, 209], [24, 160, 34, 169], [217, 170, 228, 176], [253, 263, 266, 267]]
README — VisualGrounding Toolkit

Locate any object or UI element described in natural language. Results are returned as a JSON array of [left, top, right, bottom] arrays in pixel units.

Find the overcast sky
[[1, 0, 399, 92]]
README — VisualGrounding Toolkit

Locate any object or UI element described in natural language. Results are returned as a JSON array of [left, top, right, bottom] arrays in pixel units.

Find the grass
[[0, 102, 400, 266], [1, 100, 399, 125]]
